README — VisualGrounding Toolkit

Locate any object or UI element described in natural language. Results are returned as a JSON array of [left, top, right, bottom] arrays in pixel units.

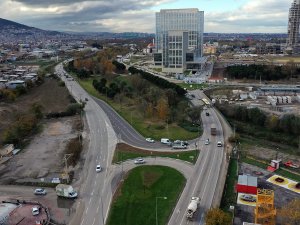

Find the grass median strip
[[106, 165, 185, 225], [113, 143, 199, 164]]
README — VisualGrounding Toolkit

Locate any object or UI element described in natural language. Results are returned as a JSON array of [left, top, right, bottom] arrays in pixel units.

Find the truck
[[172, 143, 187, 149], [211, 124, 217, 135], [186, 197, 200, 220], [56, 184, 78, 198]]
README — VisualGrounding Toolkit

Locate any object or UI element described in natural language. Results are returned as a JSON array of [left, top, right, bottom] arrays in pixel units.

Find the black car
[[206, 112, 210, 116]]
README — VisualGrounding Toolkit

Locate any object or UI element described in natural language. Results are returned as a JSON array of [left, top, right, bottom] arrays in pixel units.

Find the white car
[[32, 206, 40, 216], [146, 138, 155, 143], [204, 139, 210, 145], [96, 164, 102, 172], [217, 141, 222, 147], [134, 158, 145, 164], [34, 188, 47, 195]]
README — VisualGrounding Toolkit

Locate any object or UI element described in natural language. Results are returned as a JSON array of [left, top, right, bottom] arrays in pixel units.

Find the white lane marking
[[92, 217, 96, 225], [81, 217, 85, 225]]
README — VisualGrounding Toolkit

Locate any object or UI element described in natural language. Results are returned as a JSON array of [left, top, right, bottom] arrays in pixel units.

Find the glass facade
[[155, 8, 204, 71]]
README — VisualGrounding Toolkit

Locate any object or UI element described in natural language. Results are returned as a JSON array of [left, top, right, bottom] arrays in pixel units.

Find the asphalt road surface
[[57, 62, 226, 225], [168, 102, 225, 225]]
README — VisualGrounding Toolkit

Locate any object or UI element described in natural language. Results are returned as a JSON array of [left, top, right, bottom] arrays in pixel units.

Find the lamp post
[[156, 196, 167, 225]]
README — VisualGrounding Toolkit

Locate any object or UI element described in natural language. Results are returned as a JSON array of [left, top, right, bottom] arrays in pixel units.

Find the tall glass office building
[[155, 9, 204, 73]]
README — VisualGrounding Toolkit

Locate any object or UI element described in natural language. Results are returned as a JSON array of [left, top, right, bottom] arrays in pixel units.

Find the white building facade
[[155, 9, 204, 73]]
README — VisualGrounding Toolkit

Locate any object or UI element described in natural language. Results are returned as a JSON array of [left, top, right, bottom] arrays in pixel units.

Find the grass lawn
[[77, 78, 200, 140], [113, 143, 199, 164], [178, 82, 209, 90], [107, 166, 186, 225], [221, 159, 237, 211]]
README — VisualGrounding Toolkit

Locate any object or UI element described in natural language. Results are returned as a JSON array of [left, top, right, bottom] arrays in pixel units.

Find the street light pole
[[156, 196, 167, 225]]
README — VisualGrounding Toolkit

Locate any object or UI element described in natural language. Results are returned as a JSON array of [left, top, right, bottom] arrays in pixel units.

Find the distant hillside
[[0, 18, 31, 29], [0, 18, 70, 42]]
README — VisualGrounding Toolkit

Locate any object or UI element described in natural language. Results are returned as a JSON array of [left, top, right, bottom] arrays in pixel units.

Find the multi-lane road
[[56, 62, 227, 225]]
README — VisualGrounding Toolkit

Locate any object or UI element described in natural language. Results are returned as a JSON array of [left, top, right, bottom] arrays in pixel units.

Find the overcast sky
[[0, 0, 292, 33]]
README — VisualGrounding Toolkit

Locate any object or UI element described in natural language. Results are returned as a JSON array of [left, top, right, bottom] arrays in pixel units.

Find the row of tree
[[217, 104, 300, 146], [225, 64, 299, 81], [128, 67, 187, 96]]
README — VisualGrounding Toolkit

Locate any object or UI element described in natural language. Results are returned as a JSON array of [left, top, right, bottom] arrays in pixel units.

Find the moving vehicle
[[34, 188, 47, 195], [172, 143, 187, 149], [206, 112, 210, 116], [161, 138, 171, 145], [134, 158, 145, 164], [32, 206, 40, 216], [240, 194, 256, 202], [186, 197, 200, 220], [96, 164, 102, 172], [217, 141, 222, 147], [284, 161, 300, 169], [204, 139, 210, 145], [146, 138, 155, 143], [211, 124, 217, 135], [56, 184, 78, 198]]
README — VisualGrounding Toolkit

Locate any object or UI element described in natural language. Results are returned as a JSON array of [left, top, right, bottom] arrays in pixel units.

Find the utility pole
[[63, 154, 73, 183]]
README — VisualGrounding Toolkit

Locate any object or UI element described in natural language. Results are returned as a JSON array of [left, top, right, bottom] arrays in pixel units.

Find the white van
[[161, 138, 171, 145], [217, 141, 222, 147]]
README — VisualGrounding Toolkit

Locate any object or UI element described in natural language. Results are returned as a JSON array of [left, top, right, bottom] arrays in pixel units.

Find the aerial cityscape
[[0, 0, 300, 225]]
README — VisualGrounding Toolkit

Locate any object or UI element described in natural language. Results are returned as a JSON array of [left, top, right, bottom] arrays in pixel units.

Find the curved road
[[57, 62, 226, 225]]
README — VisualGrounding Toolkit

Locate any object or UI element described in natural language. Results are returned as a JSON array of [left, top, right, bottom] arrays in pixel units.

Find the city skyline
[[0, 0, 293, 33]]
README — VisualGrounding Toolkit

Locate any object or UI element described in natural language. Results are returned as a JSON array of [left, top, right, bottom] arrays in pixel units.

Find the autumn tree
[[205, 208, 231, 225], [157, 97, 169, 121], [278, 199, 300, 225]]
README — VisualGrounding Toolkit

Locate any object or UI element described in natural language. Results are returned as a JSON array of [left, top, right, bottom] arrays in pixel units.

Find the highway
[[56, 62, 227, 225], [168, 101, 225, 225]]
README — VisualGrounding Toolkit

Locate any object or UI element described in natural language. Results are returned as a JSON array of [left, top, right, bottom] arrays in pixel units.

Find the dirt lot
[[0, 116, 81, 184], [0, 77, 72, 142]]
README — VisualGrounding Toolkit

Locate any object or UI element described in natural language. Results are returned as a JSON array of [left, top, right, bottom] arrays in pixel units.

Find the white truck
[[186, 197, 200, 220], [56, 184, 78, 198]]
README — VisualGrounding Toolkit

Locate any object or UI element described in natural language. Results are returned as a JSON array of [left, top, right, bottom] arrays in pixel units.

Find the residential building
[[155, 8, 204, 73], [287, 0, 300, 53]]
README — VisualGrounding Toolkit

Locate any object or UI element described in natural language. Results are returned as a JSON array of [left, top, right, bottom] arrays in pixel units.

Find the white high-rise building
[[287, 0, 300, 53], [154, 9, 204, 73]]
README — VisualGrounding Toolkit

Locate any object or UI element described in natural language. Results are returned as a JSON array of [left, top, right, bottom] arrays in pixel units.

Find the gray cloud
[[1, 0, 293, 33]]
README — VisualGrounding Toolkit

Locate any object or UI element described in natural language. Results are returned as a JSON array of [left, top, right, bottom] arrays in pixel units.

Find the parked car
[[96, 164, 102, 172], [34, 188, 47, 195], [217, 141, 222, 147], [32, 206, 40, 216], [146, 138, 155, 143], [240, 194, 256, 202], [134, 158, 145, 164]]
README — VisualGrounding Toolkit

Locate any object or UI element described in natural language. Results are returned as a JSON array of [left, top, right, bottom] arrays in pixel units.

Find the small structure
[[0, 203, 18, 224], [236, 175, 258, 195], [267, 159, 281, 172], [254, 189, 276, 225]]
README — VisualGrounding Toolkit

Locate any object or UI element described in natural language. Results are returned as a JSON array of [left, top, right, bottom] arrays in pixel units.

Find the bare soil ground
[[0, 77, 71, 142], [0, 116, 80, 184]]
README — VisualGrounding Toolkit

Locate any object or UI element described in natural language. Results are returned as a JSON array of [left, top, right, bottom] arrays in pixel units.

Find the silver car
[[34, 188, 47, 195], [134, 158, 145, 164]]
